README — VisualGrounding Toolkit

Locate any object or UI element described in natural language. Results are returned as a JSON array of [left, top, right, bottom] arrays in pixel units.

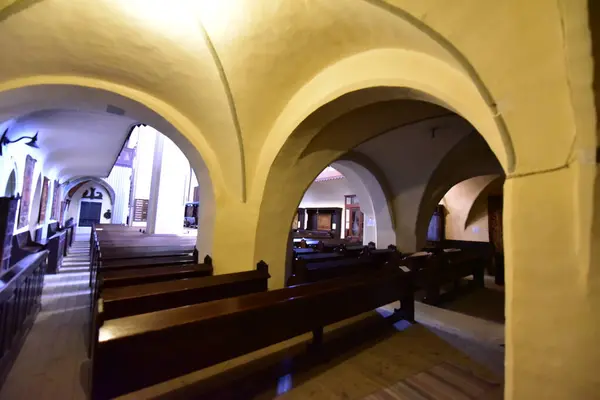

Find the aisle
[[0, 240, 91, 400]]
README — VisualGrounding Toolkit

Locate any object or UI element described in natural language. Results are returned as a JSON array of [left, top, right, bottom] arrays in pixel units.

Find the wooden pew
[[288, 246, 400, 286], [90, 252, 206, 316], [89, 227, 198, 291], [0, 251, 47, 387], [100, 263, 214, 289], [9, 231, 44, 265], [42, 230, 67, 274], [99, 261, 270, 320], [90, 264, 414, 399], [401, 249, 486, 305]]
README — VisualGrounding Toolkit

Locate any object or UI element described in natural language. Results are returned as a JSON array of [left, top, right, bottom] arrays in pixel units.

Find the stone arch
[[254, 80, 510, 288], [463, 175, 505, 230], [62, 176, 116, 207], [0, 82, 217, 258], [331, 156, 395, 247], [415, 131, 504, 248], [252, 48, 512, 203]]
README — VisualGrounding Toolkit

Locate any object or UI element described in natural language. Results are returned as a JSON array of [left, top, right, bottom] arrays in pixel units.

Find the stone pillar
[[146, 134, 187, 235], [504, 163, 600, 399]]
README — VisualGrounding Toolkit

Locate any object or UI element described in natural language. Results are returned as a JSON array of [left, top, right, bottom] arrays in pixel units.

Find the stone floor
[[0, 243, 505, 399]]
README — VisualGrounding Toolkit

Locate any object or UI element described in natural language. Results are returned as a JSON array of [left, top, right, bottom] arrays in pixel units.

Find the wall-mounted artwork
[[17, 155, 37, 229], [51, 180, 60, 220], [82, 187, 103, 200], [59, 201, 66, 224], [38, 177, 50, 223]]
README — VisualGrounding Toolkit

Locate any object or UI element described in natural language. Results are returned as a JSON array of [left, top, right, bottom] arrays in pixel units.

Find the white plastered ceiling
[[0, 85, 160, 182]]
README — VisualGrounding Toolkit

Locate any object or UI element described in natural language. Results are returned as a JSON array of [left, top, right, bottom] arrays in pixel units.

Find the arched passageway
[[0, 84, 218, 261], [0, 1, 596, 398]]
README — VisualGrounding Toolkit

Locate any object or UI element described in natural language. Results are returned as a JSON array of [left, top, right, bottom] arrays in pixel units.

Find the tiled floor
[[0, 240, 91, 400], [0, 244, 505, 399]]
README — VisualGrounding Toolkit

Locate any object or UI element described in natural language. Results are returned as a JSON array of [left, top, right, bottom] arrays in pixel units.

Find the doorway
[[78, 201, 102, 227], [344, 195, 363, 242]]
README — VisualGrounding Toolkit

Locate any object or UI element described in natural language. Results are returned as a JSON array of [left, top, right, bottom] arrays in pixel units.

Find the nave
[[0, 231, 504, 399]]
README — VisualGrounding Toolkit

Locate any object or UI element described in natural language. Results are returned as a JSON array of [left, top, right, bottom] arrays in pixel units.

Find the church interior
[[0, 1, 598, 399]]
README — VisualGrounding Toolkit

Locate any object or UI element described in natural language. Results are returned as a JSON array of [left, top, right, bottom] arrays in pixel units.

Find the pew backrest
[[91, 265, 412, 399]]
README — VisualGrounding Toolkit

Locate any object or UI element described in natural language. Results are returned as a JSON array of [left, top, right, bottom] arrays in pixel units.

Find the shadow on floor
[[438, 285, 505, 324], [144, 312, 406, 400], [128, 311, 501, 400]]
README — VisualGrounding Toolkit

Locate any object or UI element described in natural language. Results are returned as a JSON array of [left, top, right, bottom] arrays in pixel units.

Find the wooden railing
[[0, 251, 48, 386]]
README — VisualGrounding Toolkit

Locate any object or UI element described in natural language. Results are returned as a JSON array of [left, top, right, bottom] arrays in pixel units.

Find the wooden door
[[344, 195, 363, 242], [78, 202, 102, 227]]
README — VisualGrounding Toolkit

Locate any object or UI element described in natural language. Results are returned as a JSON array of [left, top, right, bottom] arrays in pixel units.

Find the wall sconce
[[0, 129, 40, 156]]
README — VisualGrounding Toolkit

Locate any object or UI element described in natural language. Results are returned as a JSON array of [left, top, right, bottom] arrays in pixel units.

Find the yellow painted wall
[[440, 175, 503, 242], [0, 1, 597, 398]]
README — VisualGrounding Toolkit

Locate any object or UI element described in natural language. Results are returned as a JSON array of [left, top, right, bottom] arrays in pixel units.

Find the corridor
[[0, 239, 90, 400]]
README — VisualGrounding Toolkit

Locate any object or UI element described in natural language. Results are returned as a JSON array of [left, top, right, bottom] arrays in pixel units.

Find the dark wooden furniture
[[43, 231, 66, 274], [100, 263, 214, 289], [304, 207, 342, 239], [0, 251, 47, 387], [403, 250, 486, 305], [289, 254, 382, 286], [288, 246, 401, 287], [51, 221, 75, 256], [90, 264, 414, 399], [0, 197, 18, 271], [99, 261, 269, 320], [10, 231, 44, 265], [63, 218, 77, 247], [344, 195, 364, 242]]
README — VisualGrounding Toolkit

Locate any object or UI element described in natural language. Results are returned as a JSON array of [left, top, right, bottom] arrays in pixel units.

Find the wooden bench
[[90, 264, 414, 399], [42, 230, 66, 274], [401, 250, 486, 305], [100, 263, 214, 289], [99, 261, 270, 320], [288, 246, 400, 286], [9, 231, 44, 265], [89, 228, 198, 290]]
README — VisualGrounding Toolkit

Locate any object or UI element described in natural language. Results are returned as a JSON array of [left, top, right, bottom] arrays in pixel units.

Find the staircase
[[0, 239, 92, 399], [60, 240, 91, 274], [41, 238, 91, 314]]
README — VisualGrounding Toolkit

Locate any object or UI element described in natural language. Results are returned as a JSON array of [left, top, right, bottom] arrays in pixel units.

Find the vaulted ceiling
[[0, 85, 153, 181]]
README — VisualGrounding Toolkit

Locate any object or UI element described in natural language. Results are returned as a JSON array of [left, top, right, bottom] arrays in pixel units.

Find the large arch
[[0, 83, 218, 261], [464, 176, 505, 230], [331, 157, 396, 247], [415, 132, 504, 248], [62, 176, 116, 207]]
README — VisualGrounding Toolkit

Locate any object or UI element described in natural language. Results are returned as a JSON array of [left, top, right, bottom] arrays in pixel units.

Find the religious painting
[[51, 180, 60, 220], [59, 201, 66, 224], [38, 177, 50, 223], [317, 213, 331, 231], [17, 155, 37, 229]]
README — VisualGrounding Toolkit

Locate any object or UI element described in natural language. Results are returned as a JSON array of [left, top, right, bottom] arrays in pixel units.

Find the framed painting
[[17, 155, 37, 229]]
